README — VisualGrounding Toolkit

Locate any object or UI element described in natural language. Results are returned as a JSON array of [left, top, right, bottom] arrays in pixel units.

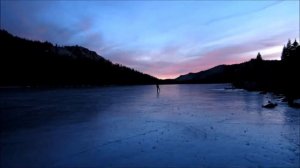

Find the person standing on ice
[[156, 84, 160, 93]]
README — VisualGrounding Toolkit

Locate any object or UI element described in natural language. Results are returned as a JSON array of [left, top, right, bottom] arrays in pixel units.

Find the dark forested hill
[[176, 58, 282, 85], [176, 40, 300, 101], [0, 30, 158, 86], [176, 65, 229, 83]]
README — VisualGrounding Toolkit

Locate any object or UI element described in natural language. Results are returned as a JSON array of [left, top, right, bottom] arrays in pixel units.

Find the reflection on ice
[[0, 84, 299, 167]]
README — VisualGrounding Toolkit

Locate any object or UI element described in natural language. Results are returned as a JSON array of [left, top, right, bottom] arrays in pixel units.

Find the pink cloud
[[102, 36, 287, 80]]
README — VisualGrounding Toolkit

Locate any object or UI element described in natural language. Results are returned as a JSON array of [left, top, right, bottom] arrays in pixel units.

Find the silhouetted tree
[[287, 39, 292, 49], [281, 39, 299, 61], [256, 52, 263, 61], [281, 46, 287, 61], [281, 39, 298, 61], [293, 39, 299, 47]]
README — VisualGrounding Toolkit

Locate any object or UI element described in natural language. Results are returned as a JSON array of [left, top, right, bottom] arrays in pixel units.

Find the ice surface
[[0, 84, 299, 167]]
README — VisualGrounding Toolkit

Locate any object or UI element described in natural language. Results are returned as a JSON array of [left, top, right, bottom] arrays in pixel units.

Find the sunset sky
[[1, 0, 299, 79]]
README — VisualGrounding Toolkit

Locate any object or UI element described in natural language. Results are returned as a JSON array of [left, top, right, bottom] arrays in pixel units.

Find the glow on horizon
[[1, 0, 299, 79]]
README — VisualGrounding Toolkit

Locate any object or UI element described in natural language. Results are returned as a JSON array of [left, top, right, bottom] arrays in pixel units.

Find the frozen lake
[[1, 84, 299, 167]]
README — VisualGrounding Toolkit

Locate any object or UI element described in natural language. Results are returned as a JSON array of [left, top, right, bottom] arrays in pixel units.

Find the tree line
[[0, 30, 158, 87]]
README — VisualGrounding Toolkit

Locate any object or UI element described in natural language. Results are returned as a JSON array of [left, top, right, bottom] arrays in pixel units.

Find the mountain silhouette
[[177, 65, 228, 83], [176, 41, 300, 103], [0, 30, 158, 87]]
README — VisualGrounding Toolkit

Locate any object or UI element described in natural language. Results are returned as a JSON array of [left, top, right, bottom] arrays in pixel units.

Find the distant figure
[[156, 84, 160, 93]]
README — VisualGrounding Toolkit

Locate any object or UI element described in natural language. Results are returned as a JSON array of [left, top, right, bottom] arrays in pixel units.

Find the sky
[[1, 0, 299, 79]]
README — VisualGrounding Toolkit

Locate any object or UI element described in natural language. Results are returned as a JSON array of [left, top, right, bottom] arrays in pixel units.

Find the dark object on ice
[[262, 101, 277, 109]]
